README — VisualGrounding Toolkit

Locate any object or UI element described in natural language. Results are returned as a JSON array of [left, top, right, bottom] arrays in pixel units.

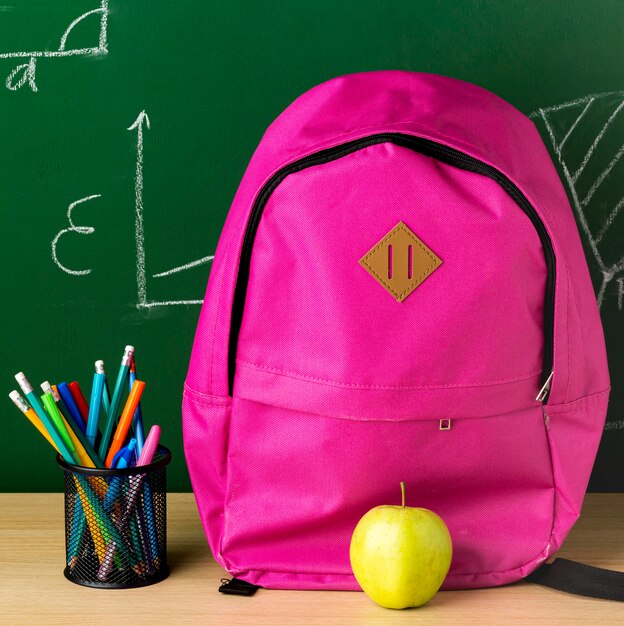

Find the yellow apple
[[349, 482, 452, 609]]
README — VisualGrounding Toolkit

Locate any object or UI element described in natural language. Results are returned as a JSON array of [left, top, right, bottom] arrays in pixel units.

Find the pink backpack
[[183, 71, 612, 594]]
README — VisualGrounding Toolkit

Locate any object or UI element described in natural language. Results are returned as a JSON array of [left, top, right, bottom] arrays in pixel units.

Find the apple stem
[[400, 481, 406, 508]]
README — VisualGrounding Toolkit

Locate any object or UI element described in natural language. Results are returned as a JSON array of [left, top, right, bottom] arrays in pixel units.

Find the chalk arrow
[[128, 110, 151, 307], [128, 110, 151, 132]]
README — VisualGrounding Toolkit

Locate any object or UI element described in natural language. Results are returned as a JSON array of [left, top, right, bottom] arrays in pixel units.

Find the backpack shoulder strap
[[528, 558, 624, 601]]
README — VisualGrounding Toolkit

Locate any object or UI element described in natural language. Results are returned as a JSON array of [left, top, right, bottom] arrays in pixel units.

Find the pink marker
[[137, 425, 160, 466], [97, 425, 161, 581]]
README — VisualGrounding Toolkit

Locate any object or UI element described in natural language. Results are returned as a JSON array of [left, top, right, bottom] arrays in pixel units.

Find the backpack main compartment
[[183, 71, 610, 590]]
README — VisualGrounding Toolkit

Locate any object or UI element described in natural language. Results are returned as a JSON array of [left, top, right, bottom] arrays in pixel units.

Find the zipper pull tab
[[536, 370, 554, 402], [218, 577, 261, 596]]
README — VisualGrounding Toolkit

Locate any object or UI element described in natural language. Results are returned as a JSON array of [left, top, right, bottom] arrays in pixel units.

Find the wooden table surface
[[0, 493, 622, 625]]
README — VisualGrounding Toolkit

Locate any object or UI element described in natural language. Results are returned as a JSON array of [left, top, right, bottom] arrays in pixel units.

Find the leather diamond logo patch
[[359, 221, 442, 302]]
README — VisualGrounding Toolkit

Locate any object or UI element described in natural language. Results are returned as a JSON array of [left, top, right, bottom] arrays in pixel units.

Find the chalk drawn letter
[[5, 57, 37, 92], [51, 194, 101, 276]]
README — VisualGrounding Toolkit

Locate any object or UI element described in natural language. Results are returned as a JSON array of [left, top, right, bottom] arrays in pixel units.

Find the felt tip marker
[[15, 372, 75, 463], [50, 384, 71, 425], [68, 381, 89, 424], [97, 425, 160, 581], [128, 359, 145, 454], [87, 361, 106, 448], [103, 439, 137, 516], [105, 379, 145, 467], [137, 425, 160, 466], [57, 382, 87, 436], [113, 438, 137, 470], [99, 345, 134, 459]]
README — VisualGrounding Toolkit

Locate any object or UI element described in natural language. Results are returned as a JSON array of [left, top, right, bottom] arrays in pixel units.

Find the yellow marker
[[61, 416, 95, 468], [9, 391, 60, 453], [73, 476, 107, 563]]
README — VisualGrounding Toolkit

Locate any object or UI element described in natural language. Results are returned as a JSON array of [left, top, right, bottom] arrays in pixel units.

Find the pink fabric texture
[[183, 71, 610, 590]]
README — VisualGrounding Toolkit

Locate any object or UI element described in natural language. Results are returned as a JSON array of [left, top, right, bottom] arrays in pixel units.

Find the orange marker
[[105, 380, 145, 467], [68, 381, 90, 424]]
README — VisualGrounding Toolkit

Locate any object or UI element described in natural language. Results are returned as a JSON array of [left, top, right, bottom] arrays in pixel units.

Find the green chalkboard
[[1, 1, 622, 491]]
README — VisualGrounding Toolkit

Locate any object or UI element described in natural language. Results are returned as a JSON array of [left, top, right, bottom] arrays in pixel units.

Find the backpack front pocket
[[231, 138, 554, 406], [220, 396, 555, 590]]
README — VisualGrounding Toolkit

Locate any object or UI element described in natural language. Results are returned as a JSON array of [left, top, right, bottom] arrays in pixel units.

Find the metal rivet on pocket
[[439, 418, 451, 430]]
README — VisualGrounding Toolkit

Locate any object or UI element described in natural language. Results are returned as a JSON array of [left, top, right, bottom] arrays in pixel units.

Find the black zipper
[[228, 133, 556, 396]]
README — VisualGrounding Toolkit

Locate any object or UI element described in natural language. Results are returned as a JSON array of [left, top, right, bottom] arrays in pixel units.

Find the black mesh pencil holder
[[57, 446, 171, 589]]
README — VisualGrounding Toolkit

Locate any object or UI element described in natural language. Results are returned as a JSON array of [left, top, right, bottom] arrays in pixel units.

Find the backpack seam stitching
[[565, 270, 571, 403], [545, 386, 610, 413], [183, 383, 231, 406], [236, 358, 542, 390], [210, 234, 234, 395]]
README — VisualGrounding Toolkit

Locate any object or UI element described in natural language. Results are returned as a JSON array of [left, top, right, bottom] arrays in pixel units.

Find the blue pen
[[128, 359, 145, 454], [117, 441, 149, 571], [112, 439, 137, 470], [113, 440, 149, 574], [87, 361, 106, 448], [14, 372, 75, 463], [99, 345, 134, 459], [132, 422, 158, 567], [103, 439, 136, 510], [57, 382, 87, 436]]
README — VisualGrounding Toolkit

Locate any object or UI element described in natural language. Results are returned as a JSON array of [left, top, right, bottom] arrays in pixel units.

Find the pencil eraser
[[9, 390, 28, 412], [122, 346, 135, 366], [95, 360, 105, 373], [15, 372, 32, 394], [41, 381, 60, 401]]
